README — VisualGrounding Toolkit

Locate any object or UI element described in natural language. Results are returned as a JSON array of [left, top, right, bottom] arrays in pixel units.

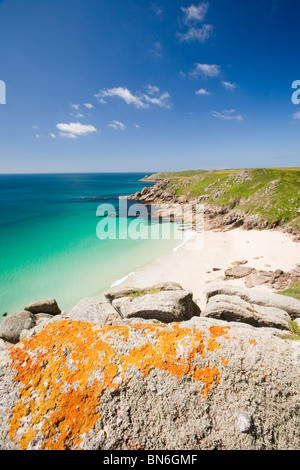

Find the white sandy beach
[[105, 228, 300, 310]]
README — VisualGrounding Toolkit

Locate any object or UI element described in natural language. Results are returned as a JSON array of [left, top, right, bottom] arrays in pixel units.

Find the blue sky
[[0, 0, 299, 173]]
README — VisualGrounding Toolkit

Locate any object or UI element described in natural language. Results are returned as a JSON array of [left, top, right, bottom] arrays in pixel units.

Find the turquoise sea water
[[0, 173, 182, 320]]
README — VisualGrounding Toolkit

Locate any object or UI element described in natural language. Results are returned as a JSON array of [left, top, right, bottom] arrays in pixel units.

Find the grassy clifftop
[[145, 168, 300, 232]]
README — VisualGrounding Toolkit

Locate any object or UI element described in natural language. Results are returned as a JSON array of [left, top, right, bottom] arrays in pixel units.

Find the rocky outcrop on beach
[[24, 298, 61, 315], [221, 262, 300, 291], [63, 298, 109, 324], [0, 281, 300, 450], [0, 298, 62, 346], [202, 289, 292, 332], [243, 266, 300, 291], [104, 282, 201, 323], [204, 284, 300, 320], [0, 311, 36, 344]]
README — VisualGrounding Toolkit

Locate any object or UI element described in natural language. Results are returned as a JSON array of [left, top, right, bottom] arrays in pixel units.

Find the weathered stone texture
[[0, 318, 299, 450]]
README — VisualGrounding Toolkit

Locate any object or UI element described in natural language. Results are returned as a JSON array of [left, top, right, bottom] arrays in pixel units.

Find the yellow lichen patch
[[8, 321, 231, 450]]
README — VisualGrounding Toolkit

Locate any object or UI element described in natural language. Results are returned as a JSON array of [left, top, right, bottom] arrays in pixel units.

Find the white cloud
[[59, 132, 77, 139], [178, 2, 213, 43], [211, 109, 243, 121], [190, 63, 221, 78], [293, 111, 300, 120], [196, 88, 211, 95], [95, 87, 148, 109], [146, 85, 160, 95], [95, 85, 171, 110], [108, 120, 126, 130], [221, 80, 238, 91], [177, 24, 213, 43], [84, 103, 93, 109], [71, 112, 84, 119], [144, 90, 172, 109], [181, 2, 209, 24], [70, 103, 85, 118], [56, 122, 97, 138], [50, 133, 56, 138]]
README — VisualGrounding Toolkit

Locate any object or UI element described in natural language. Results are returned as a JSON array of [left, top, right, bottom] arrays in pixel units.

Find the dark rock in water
[[0, 311, 36, 344], [24, 298, 61, 316]]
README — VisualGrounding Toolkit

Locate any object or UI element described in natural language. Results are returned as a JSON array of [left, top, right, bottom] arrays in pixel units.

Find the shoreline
[[105, 226, 300, 311], [109, 170, 300, 310]]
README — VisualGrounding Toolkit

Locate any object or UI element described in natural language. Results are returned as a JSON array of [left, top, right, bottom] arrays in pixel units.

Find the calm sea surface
[[0, 173, 181, 319]]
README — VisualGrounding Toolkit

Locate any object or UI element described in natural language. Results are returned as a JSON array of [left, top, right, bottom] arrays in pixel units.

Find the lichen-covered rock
[[0, 311, 36, 344], [24, 298, 61, 316], [0, 319, 299, 450], [112, 290, 200, 323]]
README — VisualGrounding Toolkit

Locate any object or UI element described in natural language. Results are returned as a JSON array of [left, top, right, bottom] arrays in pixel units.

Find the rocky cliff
[[129, 168, 300, 236]]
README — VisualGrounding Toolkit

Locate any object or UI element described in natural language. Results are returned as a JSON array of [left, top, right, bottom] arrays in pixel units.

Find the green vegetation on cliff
[[147, 168, 300, 231]]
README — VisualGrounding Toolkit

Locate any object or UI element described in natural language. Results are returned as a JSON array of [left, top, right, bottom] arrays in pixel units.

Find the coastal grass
[[285, 321, 300, 341], [122, 288, 164, 298], [278, 282, 300, 301], [277, 283, 300, 341], [149, 168, 300, 231]]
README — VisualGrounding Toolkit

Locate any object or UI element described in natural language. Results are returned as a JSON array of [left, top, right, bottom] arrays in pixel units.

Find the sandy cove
[[104, 228, 300, 311]]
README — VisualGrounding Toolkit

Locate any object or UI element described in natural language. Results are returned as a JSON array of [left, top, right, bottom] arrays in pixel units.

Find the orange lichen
[[221, 356, 228, 366], [209, 326, 231, 339], [249, 339, 257, 346], [8, 320, 231, 450]]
